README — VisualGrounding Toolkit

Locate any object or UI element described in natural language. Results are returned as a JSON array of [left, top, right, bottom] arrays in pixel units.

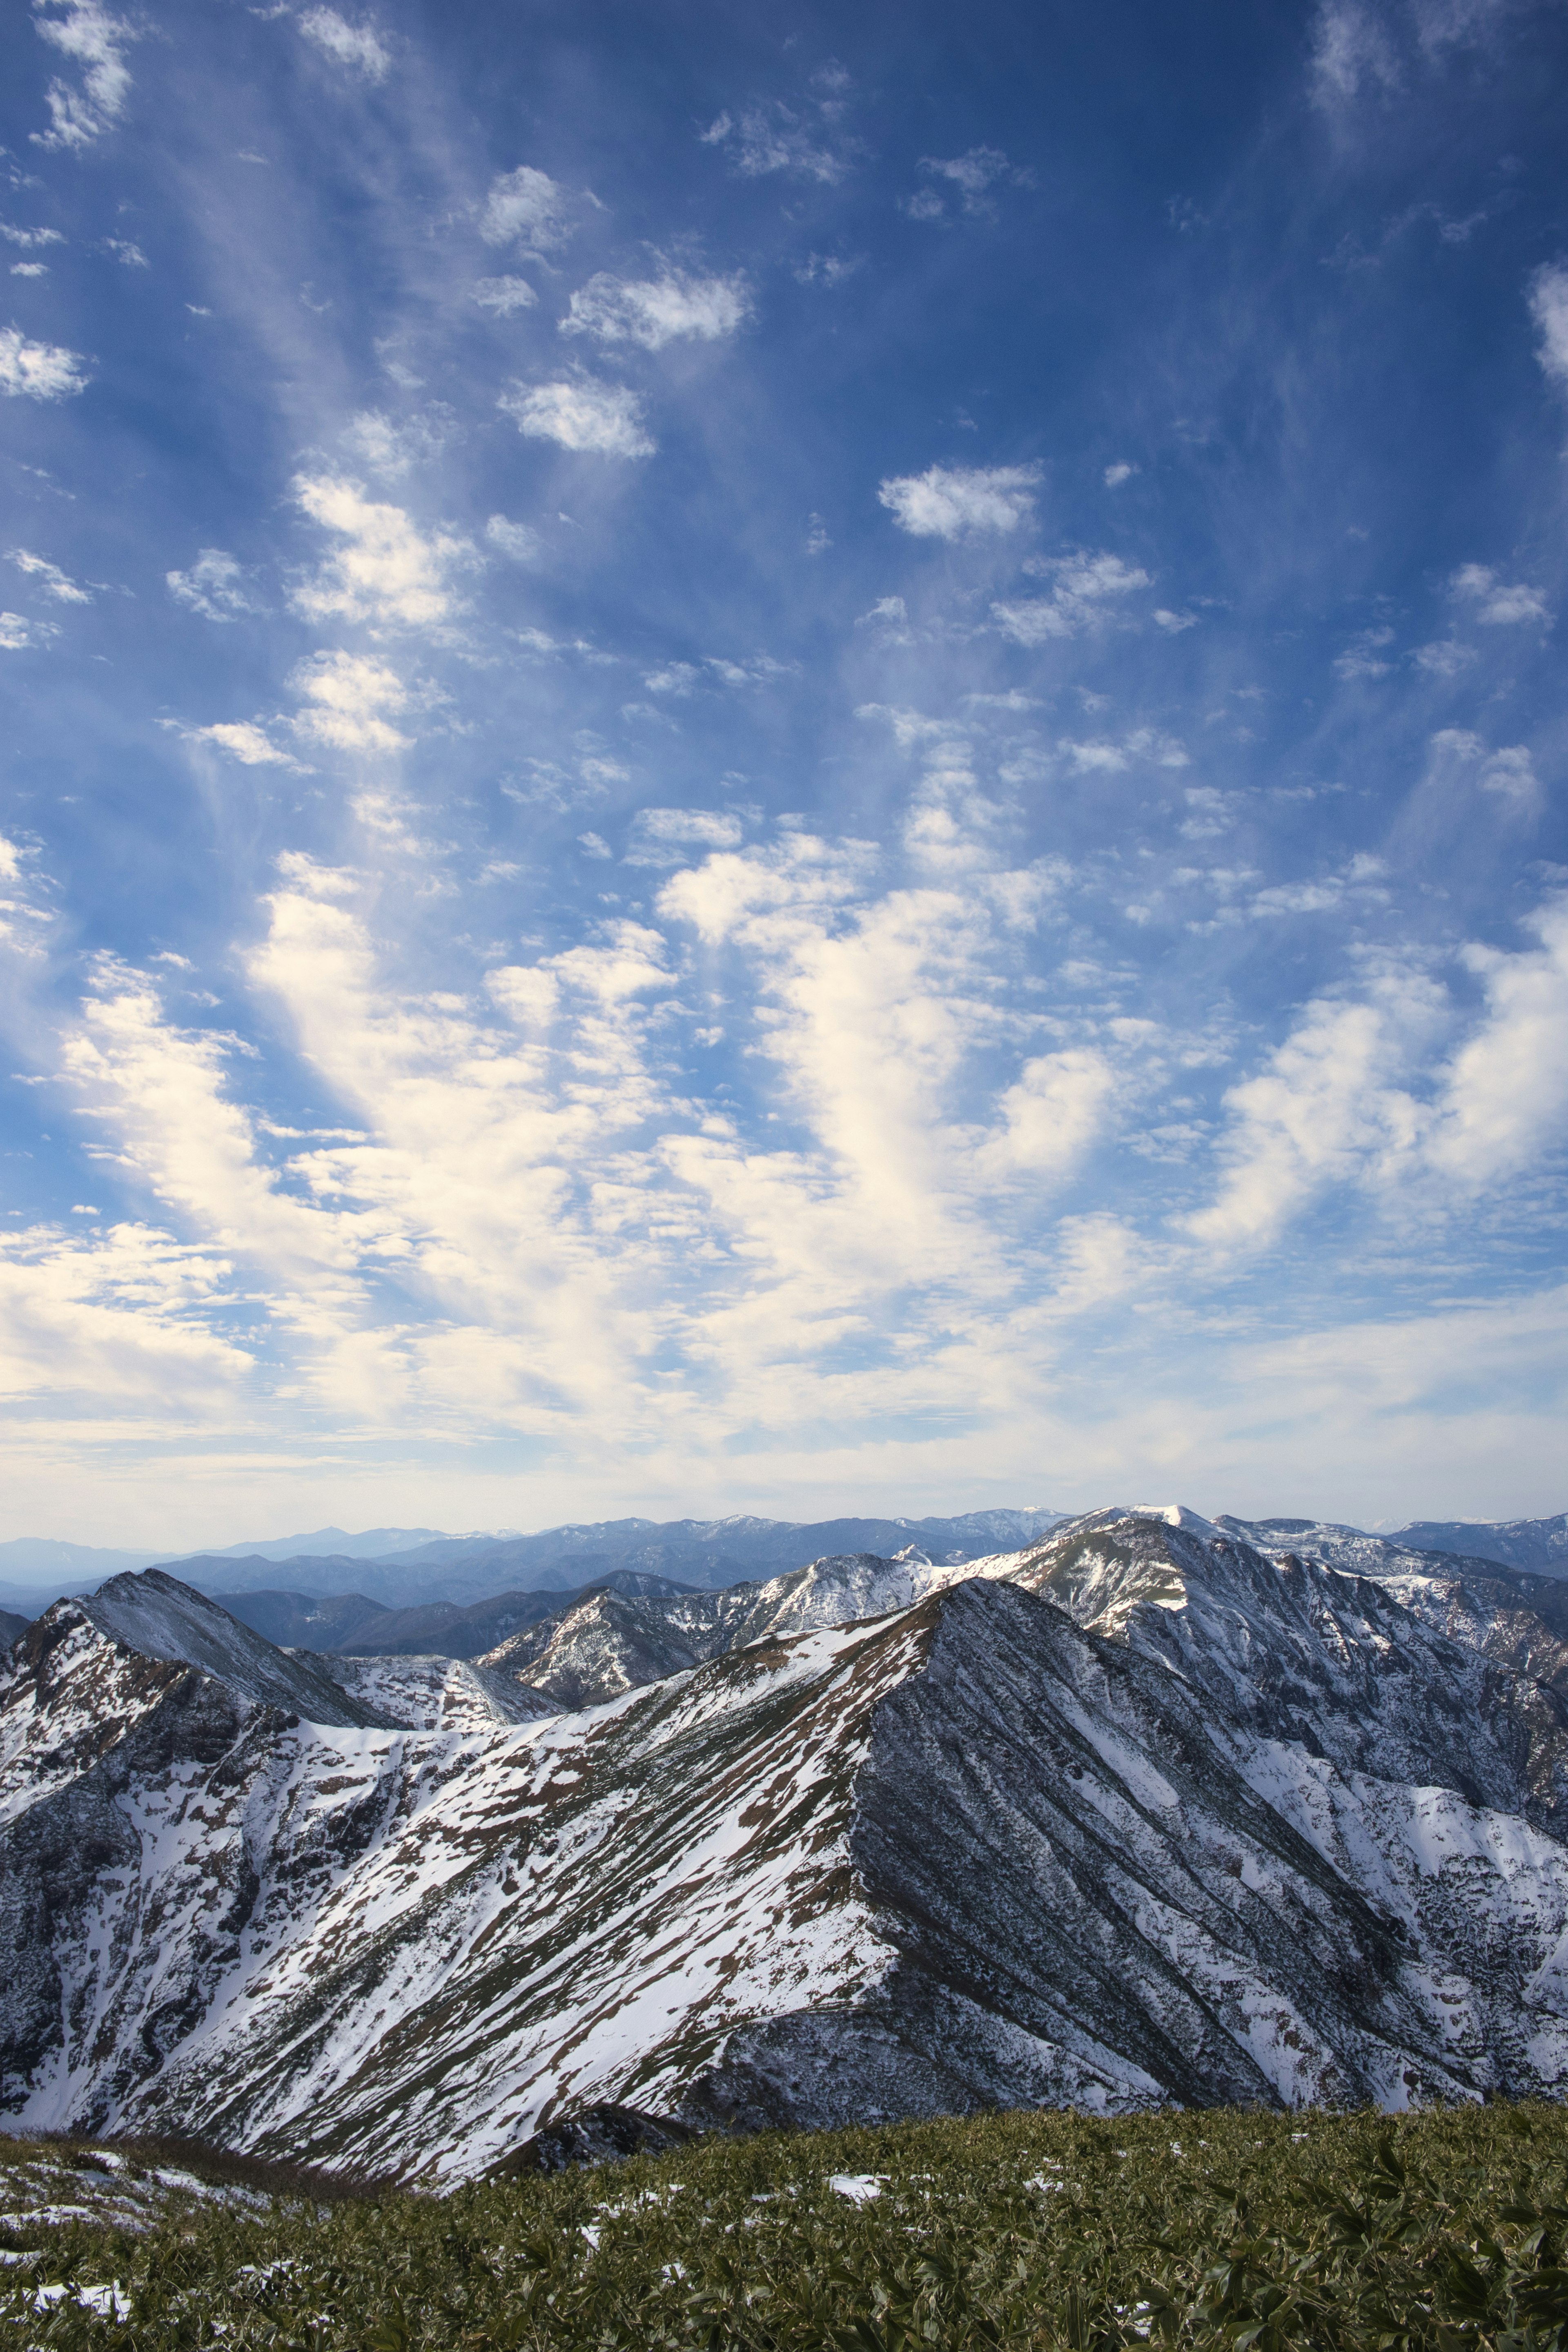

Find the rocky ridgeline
[[3, 1509, 1568, 2180]]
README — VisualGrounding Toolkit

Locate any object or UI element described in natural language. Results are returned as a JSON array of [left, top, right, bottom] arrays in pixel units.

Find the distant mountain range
[[9, 1502, 1568, 2176], [4, 1508, 1566, 1619]]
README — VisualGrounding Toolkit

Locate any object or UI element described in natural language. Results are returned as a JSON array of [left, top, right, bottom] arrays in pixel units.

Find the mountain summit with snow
[[3, 1506, 1568, 2179]]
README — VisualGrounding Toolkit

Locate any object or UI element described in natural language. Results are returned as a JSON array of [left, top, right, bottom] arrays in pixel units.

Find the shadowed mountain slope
[[6, 1515, 1568, 2178]]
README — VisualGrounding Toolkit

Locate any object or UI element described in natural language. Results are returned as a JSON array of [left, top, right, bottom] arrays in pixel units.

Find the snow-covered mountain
[[8, 1509, 1568, 2180]]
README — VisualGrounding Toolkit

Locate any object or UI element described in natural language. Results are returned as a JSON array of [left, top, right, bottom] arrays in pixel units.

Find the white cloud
[[0, 1220, 249, 1406], [102, 236, 146, 267], [341, 409, 450, 479], [561, 270, 751, 350], [8, 548, 89, 603], [1428, 726, 1543, 815], [624, 808, 744, 865], [1193, 893, 1568, 1252], [0, 327, 90, 400], [795, 253, 862, 287], [1310, 1, 1401, 102], [1412, 639, 1474, 676], [0, 611, 56, 651], [167, 548, 259, 622], [879, 463, 1039, 540], [913, 146, 1034, 218], [1059, 727, 1189, 774], [485, 514, 542, 563], [1528, 261, 1568, 391], [289, 651, 411, 752], [1430, 896, 1568, 1186], [31, 0, 135, 152], [472, 275, 537, 314], [289, 475, 473, 630], [188, 722, 299, 768], [700, 106, 848, 184], [1153, 607, 1196, 632], [1332, 624, 1394, 679], [993, 551, 1151, 641], [297, 8, 390, 81], [1450, 562, 1552, 626], [1190, 969, 1443, 1250], [11, 263, 49, 279], [498, 377, 654, 458], [479, 165, 570, 253], [0, 225, 65, 251], [856, 595, 912, 642], [1104, 461, 1137, 488]]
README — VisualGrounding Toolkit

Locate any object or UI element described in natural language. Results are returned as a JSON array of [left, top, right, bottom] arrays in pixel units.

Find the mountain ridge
[[7, 1507, 1568, 2176]]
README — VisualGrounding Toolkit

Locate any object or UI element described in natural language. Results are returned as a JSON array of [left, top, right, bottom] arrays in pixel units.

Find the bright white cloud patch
[[498, 377, 654, 457], [297, 8, 390, 80], [1529, 261, 1568, 391], [8, 548, 89, 603], [31, 0, 135, 151], [188, 722, 297, 767], [993, 552, 1151, 641], [561, 270, 751, 350], [0, 612, 51, 651], [878, 464, 1040, 539], [480, 165, 570, 252], [290, 476, 473, 630], [0, 327, 90, 400], [1450, 562, 1552, 626], [288, 651, 411, 751]]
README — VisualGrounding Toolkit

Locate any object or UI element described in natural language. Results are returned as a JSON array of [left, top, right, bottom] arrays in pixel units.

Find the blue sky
[[2, 0, 1566, 1547]]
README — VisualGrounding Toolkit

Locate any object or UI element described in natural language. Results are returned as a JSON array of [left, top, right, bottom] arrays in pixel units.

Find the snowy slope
[[80, 1572, 387, 1726], [316, 1652, 557, 1731], [9, 1515, 1568, 2178], [478, 1550, 1016, 1708]]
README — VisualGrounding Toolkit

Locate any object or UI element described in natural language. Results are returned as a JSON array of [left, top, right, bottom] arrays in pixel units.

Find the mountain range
[[6, 1503, 1568, 2179]]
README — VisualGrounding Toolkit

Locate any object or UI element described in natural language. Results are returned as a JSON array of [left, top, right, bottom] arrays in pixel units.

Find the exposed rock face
[[6, 1512, 1568, 2182], [477, 1552, 993, 1708]]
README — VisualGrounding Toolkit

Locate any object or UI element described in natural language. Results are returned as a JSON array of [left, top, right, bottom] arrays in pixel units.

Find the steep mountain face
[[477, 1554, 947, 1708], [0, 1591, 508, 2126], [1216, 1517, 1568, 1697], [8, 1515, 1568, 2180], [74, 1572, 390, 1728]]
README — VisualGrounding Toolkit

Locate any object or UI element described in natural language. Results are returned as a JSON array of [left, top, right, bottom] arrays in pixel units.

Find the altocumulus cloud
[[879, 464, 1039, 538], [31, 0, 135, 151], [0, 328, 90, 399], [287, 651, 412, 752], [498, 376, 655, 457], [297, 8, 390, 81], [480, 165, 571, 253], [561, 270, 751, 350]]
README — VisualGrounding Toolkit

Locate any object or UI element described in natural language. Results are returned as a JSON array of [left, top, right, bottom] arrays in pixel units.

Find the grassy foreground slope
[[4, 2103, 1568, 2349]]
